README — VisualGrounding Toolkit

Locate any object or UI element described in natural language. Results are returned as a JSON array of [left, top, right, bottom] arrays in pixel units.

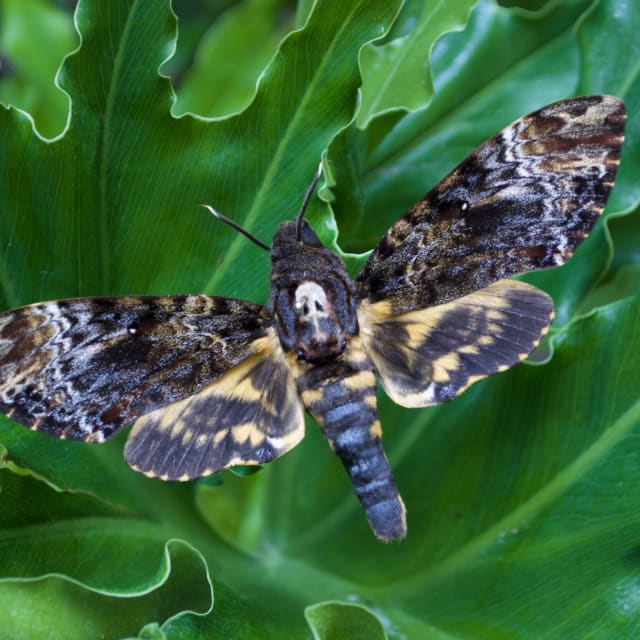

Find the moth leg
[[297, 340, 406, 542]]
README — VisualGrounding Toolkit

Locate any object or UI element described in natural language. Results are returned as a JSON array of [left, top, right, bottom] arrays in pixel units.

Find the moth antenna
[[202, 204, 271, 252], [296, 161, 323, 243]]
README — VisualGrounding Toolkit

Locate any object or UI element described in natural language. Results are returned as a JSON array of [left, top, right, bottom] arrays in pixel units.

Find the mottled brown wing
[[0, 295, 268, 442], [124, 328, 305, 480], [359, 280, 554, 407], [357, 95, 626, 314]]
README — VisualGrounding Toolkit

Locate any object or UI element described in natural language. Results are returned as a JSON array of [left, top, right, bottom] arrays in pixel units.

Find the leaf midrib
[[98, 0, 145, 293], [200, 1, 363, 296]]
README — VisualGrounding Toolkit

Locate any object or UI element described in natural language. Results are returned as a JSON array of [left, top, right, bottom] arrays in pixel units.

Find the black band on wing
[[124, 328, 305, 480], [359, 280, 554, 408]]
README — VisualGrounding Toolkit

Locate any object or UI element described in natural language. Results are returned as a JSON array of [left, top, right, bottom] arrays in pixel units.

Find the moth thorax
[[291, 280, 348, 362]]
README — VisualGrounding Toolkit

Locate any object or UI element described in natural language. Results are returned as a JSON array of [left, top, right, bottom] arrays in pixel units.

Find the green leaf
[[173, 0, 297, 118], [0, 471, 213, 638], [357, 0, 476, 125], [0, 0, 76, 138], [0, 0, 639, 638], [305, 602, 387, 640]]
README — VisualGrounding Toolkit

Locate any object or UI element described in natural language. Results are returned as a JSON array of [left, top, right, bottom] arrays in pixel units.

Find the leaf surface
[[0, 0, 639, 637]]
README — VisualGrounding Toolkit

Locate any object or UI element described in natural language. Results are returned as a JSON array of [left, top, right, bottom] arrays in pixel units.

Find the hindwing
[[359, 280, 554, 407], [357, 95, 626, 314], [0, 295, 267, 442], [125, 328, 304, 480]]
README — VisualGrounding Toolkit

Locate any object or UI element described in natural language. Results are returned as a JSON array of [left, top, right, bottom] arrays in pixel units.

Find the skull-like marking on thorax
[[293, 281, 347, 361]]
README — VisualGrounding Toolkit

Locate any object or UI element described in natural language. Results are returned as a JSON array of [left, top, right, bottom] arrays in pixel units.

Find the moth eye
[[127, 324, 139, 335], [460, 200, 469, 211], [293, 300, 305, 316]]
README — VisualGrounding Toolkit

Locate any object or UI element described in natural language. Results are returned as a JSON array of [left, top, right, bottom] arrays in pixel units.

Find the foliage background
[[0, 0, 638, 638]]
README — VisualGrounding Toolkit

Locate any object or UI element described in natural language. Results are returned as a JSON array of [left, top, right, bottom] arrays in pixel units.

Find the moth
[[0, 95, 626, 542]]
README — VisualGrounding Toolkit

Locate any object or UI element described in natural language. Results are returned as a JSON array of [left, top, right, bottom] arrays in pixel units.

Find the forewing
[[124, 328, 305, 480], [359, 280, 554, 408], [357, 95, 626, 313], [0, 295, 267, 441]]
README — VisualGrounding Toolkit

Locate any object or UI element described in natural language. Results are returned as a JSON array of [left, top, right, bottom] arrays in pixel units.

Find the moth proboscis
[[0, 95, 626, 542]]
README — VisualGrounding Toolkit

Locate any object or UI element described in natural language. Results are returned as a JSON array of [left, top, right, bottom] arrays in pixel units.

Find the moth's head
[[270, 219, 323, 259]]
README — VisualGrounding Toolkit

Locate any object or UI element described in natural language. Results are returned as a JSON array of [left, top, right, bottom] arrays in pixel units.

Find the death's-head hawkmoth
[[0, 95, 626, 541]]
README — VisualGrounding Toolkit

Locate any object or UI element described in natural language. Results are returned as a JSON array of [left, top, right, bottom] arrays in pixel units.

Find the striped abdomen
[[297, 341, 406, 542]]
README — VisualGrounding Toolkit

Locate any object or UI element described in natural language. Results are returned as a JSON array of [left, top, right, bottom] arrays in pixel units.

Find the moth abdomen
[[297, 344, 407, 542], [332, 427, 407, 543]]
